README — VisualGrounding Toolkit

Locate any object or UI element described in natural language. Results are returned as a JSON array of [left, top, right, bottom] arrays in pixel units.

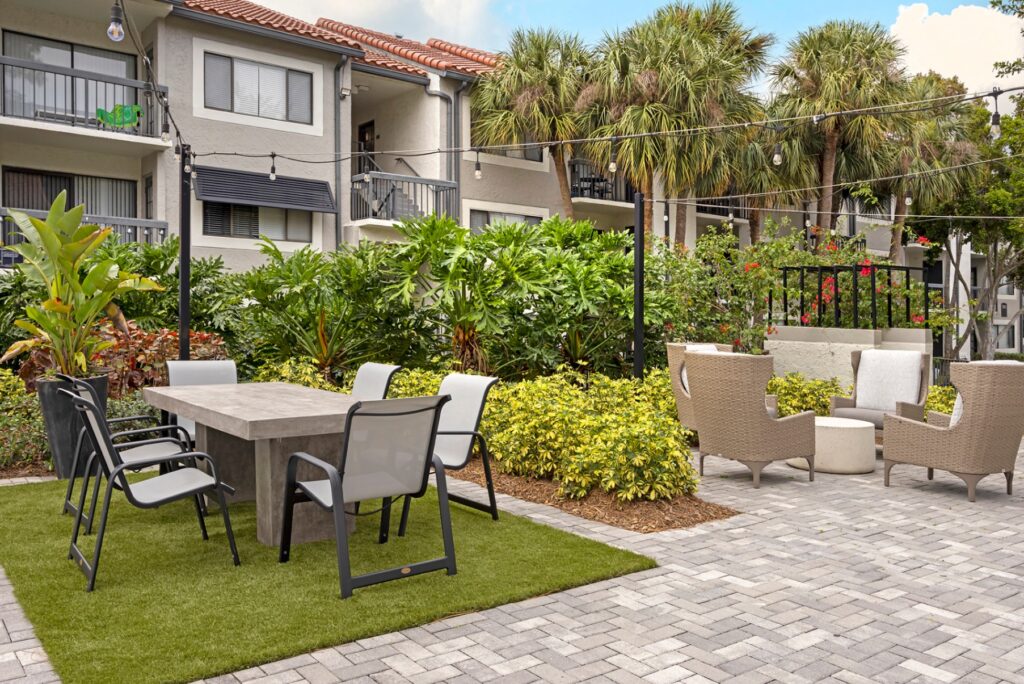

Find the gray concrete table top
[[143, 382, 358, 441]]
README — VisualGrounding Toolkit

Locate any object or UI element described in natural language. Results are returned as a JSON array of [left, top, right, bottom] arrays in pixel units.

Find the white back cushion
[[855, 350, 922, 412], [681, 344, 723, 393]]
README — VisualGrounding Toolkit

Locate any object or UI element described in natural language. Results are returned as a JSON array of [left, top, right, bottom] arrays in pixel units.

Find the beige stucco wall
[[765, 325, 932, 386]]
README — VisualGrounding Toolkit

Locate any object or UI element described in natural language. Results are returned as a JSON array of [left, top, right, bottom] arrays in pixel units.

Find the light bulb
[[160, 121, 170, 143], [107, 4, 125, 42], [190, 169, 197, 180], [173, 145, 181, 162], [772, 143, 783, 167], [269, 168, 276, 181], [608, 136, 618, 174], [474, 151, 482, 180], [991, 111, 1002, 140], [183, 163, 191, 174], [608, 160, 617, 174], [269, 153, 277, 181], [805, 219, 811, 228], [904, 193, 913, 207]]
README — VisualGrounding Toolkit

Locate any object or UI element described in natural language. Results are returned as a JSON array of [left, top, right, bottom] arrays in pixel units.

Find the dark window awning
[[193, 166, 336, 213]]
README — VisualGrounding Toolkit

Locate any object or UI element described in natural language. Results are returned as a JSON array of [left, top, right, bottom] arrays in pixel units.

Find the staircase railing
[[350, 172, 457, 222]]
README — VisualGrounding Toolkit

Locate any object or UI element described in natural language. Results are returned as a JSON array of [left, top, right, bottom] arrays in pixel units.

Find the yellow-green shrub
[[926, 384, 957, 415], [387, 369, 445, 398], [0, 368, 48, 467], [483, 370, 697, 502], [766, 372, 848, 416], [253, 358, 339, 391]]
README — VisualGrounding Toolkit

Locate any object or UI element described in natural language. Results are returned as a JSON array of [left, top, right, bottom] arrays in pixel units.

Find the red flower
[[664, 322, 675, 331], [825, 242, 838, 252], [916, 235, 932, 247], [744, 262, 761, 272], [859, 258, 873, 277], [733, 338, 742, 347], [912, 314, 925, 324], [800, 313, 811, 325]]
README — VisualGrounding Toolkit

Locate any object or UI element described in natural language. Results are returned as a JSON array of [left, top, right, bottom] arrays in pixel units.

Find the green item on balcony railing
[[96, 104, 143, 128]]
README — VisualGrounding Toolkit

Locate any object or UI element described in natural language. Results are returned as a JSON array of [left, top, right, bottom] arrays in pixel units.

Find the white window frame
[[461, 198, 549, 230], [191, 196, 324, 252], [192, 38, 323, 136]]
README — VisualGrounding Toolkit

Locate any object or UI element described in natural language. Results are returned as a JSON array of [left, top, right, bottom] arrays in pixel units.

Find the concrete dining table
[[143, 382, 358, 546]]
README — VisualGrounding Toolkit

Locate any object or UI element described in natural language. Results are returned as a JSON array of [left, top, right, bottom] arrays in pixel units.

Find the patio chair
[[884, 361, 1024, 501], [397, 374, 499, 537], [667, 343, 764, 431], [831, 349, 930, 437], [279, 395, 454, 598], [350, 362, 402, 401], [166, 360, 238, 444], [61, 386, 239, 592], [686, 351, 815, 487], [56, 375, 192, 529]]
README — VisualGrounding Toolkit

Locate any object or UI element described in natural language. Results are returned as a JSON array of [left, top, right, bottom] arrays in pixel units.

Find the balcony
[[568, 159, 636, 204], [350, 172, 457, 236], [696, 197, 750, 220], [0, 57, 171, 155], [1, 208, 168, 268]]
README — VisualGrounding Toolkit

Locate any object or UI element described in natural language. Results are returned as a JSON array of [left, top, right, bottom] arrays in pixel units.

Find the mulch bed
[[448, 458, 739, 534], [0, 461, 54, 479]]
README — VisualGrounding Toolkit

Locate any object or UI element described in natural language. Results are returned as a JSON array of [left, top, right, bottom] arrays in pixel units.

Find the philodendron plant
[[0, 191, 162, 376]]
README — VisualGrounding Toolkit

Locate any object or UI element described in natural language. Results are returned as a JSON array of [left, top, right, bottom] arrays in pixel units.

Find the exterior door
[[357, 121, 375, 174]]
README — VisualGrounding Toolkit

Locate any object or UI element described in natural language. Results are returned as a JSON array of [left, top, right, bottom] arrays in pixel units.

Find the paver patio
[[3, 449, 1024, 684]]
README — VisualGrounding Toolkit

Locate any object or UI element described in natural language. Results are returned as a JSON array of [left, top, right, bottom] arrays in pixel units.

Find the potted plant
[[0, 192, 161, 478]]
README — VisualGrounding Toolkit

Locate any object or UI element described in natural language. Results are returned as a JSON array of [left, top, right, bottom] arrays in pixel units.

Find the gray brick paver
[[6, 451, 1024, 683]]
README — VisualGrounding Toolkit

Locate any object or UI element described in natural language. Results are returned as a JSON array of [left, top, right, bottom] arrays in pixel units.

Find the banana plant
[[0, 191, 162, 376]]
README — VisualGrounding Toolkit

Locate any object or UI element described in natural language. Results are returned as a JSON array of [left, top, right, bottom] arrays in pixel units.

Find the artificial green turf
[[0, 477, 654, 683]]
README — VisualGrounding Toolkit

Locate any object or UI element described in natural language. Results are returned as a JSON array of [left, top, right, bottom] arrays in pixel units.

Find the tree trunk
[[674, 199, 688, 251], [641, 176, 654, 241], [550, 145, 575, 221], [817, 129, 840, 230], [889, 196, 907, 264], [748, 207, 762, 244]]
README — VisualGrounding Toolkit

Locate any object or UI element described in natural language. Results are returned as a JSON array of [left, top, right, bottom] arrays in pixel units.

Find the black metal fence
[[350, 172, 457, 222], [569, 159, 636, 203], [768, 264, 938, 329], [0, 56, 168, 138]]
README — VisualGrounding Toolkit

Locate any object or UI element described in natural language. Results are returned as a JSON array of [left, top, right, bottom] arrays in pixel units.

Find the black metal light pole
[[178, 143, 192, 361], [633, 192, 645, 379]]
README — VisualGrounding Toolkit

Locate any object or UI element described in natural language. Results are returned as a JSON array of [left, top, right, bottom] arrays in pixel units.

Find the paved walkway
[[4, 455, 1024, 683]]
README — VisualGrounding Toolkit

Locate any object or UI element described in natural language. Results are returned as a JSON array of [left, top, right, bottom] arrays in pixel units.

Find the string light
[[106, 2, 125, 42], [608, 136, 618, 174], [173, 144, 181, 162], [991, 109, 1002, 140], [269, 152, 277, 181], [160, 119, 170, 143], [474, 149, 482, 180], [904, 192, 913, 207], [772, 143, 783, 167]]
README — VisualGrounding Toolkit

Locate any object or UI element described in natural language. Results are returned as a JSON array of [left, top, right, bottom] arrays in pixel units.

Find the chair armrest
[[110, 451, 215, 479], [112, 424, 191, 445], [831, 396, 855, 412], [927, 411, 951, 428], [108, 415, 159, 426], [286, 451, 342, 507], [895, 401, 925, 423], [115, 436, 187, 452]]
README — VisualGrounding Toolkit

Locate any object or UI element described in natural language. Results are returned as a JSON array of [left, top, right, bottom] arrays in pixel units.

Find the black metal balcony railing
[[767, 264, 938, 330], [1, 208, 169, 268], [350, 172, 457, 222], [0, 56, 168, 138], [569, 159, 636, 204], [695, 198, 750, 220]]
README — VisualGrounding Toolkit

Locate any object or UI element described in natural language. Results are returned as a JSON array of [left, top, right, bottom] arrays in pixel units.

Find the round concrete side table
[[788, 416, 876, 474]]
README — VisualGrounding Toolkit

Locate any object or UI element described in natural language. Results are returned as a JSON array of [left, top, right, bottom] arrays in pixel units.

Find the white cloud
[[255, 0, 507, 50], [890, 3, 1024, 93]]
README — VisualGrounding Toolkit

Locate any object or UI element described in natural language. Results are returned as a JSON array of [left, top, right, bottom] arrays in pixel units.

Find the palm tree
[[875, 73, 976, 263], [471, 28, 592, 220], [581, 1, 770, 238], [771, 21, 907, 231]]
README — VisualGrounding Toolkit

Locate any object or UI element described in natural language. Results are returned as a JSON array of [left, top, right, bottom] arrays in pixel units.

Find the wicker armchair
[[883, 361, 1024, 502], [667, 342, 777, 431], [686, 351, 815, 488], [831, 349, 930, 437]]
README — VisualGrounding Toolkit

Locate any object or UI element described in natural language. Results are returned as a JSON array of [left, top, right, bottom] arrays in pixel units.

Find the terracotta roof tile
[[425, 38, 498, 68], [360, 48, 428, 78], [182, 0, 362, 50], [315, 18, 495, 76]]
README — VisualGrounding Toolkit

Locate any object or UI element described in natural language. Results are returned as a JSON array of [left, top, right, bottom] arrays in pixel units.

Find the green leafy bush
[[387, 368, 446, 398], [0, 368, 48, 468], [926, 384, 957, 415], [766, 372, 849, 416], [483, 369, 697, 502], [252, 358, 340, 391]]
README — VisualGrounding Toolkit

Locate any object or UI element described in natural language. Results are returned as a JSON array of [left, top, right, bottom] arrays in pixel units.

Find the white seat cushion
[[855, 350, 922, 412], [681, 344, 723, 393], [117, 440, 184, 466], [129, 468, 215, 505]]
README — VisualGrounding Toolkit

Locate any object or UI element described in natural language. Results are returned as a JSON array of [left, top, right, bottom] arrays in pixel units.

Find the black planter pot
[[37, 376, 108, 479]]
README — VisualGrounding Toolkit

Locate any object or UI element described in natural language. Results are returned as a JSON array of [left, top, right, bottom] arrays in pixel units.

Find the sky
[[259, 1, 1024, 95]]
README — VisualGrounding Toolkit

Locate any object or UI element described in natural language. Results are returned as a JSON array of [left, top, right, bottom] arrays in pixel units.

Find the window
[[2, 168, 136, 217], [143, 175, 153, 220], [1001, 303, 1008, 318], [470, 128, 543, 163], [469, 209, 542, 233], [202, 202, 312, 242], [203, 52, 312, 124], [996, 324, 1016, 350]]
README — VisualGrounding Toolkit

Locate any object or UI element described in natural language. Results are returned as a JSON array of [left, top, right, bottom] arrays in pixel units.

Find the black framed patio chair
[[61, 386, 240, 592], [350, 362, 402, 401], [398, 374, 499, 537], [56, 375, 192, 529], [279, 395, 455, 598]]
